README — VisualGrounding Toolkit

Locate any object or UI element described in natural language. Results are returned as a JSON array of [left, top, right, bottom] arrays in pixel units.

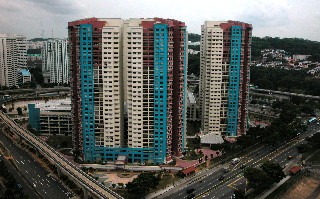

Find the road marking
[[227, 176, 244, 191]]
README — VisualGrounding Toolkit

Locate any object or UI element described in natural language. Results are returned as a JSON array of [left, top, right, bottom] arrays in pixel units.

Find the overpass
[[0, 111, 122, 199], [0, 87, 71, 95], [250, 88, 320, 100]]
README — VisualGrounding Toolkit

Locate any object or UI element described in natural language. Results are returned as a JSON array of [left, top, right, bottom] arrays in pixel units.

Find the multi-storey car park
[[68, 18, 187, 164]]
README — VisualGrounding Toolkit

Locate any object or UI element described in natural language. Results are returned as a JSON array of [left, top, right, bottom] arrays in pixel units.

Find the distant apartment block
[[187, 90, 198, 121], [199, 21, 252, 137], [26, 40, 45, 50], [28, 100, 72, 136], [0, 33, 27, 87], [293, 54, 311, 61], [42, 39, 69, 84], [68, 17, 187, 163], [27, 49, 42, 61]]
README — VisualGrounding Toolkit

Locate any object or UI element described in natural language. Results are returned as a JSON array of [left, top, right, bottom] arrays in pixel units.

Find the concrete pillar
[[82, 187, 88, 199], [34, 148, 39, 156], [56, 167, 61, 177], [16, 135, 22, 143]]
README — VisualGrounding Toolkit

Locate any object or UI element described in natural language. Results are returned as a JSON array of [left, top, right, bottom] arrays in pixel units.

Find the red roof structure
[[288, 166, 302, 175], [181, 166, 196, 175]]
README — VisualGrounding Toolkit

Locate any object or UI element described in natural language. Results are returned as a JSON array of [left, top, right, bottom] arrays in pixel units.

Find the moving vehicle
[[218, 176, 225, 180], [187, 194, 195, 199], [187, 188, 195, 194], [232, 158, 240, 164], [287, 156, 294, 160], [240, 164, 246, 169], [223, 166, 229, 173]]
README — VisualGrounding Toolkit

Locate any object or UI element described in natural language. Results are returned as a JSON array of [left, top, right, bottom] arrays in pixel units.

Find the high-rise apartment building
[[199, 21, 252, 137], [68, 18, 187, 163], [42, 39, 69, 84], [0, 33, 27, 87]]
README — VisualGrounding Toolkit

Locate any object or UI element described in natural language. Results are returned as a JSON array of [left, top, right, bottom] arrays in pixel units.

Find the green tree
[[244, 168, 274, 189], [236, 135, 255, 149], [260, 161, 286, 183], [306, 132, 320, 149], [126, 172, 160, 196], [16, 107, 22, 115], [188, 33, 201, 42], [297, 143, 312, 154], [188, 54, 200, 76], [234, 190, 247, 199]]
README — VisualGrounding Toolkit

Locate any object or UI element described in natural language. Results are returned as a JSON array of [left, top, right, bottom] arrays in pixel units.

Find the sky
[[0, 0, 320, 41]]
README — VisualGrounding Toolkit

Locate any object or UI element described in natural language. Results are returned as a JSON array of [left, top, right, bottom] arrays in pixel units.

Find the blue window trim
[[227, 26, 242, 137]]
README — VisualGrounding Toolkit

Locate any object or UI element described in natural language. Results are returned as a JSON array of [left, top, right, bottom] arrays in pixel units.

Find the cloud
[[0, 0, 319, 41], [25, 0, 84, 15]]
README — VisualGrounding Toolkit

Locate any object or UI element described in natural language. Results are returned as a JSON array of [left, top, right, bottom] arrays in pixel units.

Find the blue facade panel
[[227, 26, 242, 137], [153, 24, 168, 163], [79, 24, 95, 161], [28, 104, 40, 131], [94, 147, 154, 163]]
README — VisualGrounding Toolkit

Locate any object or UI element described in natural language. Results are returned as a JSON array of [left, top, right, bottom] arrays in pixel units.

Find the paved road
[[0, 111, 123, 199], [0, 153, 41, 199], [0, 125, 73, 199], [162, 123, 320, 199]]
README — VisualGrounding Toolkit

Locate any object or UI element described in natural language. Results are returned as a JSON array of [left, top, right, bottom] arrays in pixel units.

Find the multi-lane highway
[[0, 111, 123, 199], [161, 123, 319, 199], [0, 127, 72, 198]]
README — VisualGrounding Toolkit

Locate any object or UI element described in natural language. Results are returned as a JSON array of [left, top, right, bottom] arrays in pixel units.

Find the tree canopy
[[126, 172, 160, 197], [188, 33, 201, 42], [260, 161, 286, 183], [243, 167, 274, 190], [252, 36, 320, 62], [251, 66, 320, 96]]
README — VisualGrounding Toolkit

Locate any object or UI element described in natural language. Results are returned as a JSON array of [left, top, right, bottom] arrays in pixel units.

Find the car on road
[[187, 193, 195, 199], [223, 166, 229, 173], [232, 158, 240, 164], [287, 156, 294, 160], [187, 188, 195, 194], [218, 176, 225, 180], [240, 164, 246, 169], [16, 184, 23, 189]]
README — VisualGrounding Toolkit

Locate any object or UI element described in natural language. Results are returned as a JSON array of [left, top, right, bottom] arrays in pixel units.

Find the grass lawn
[[117, 173, 135, 178]]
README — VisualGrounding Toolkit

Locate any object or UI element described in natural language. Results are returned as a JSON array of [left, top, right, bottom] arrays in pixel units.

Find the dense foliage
[[244, 161, 285, 196], [126, 172, 160, 198], [186, 34, 320, 78], [252, 36, 320, 62], [188, 54, 200, 76], [260, 161, 286, 183], [251, 66, 320, 96], [244, 168, 274, 189], [188, 33, 201, 42]]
